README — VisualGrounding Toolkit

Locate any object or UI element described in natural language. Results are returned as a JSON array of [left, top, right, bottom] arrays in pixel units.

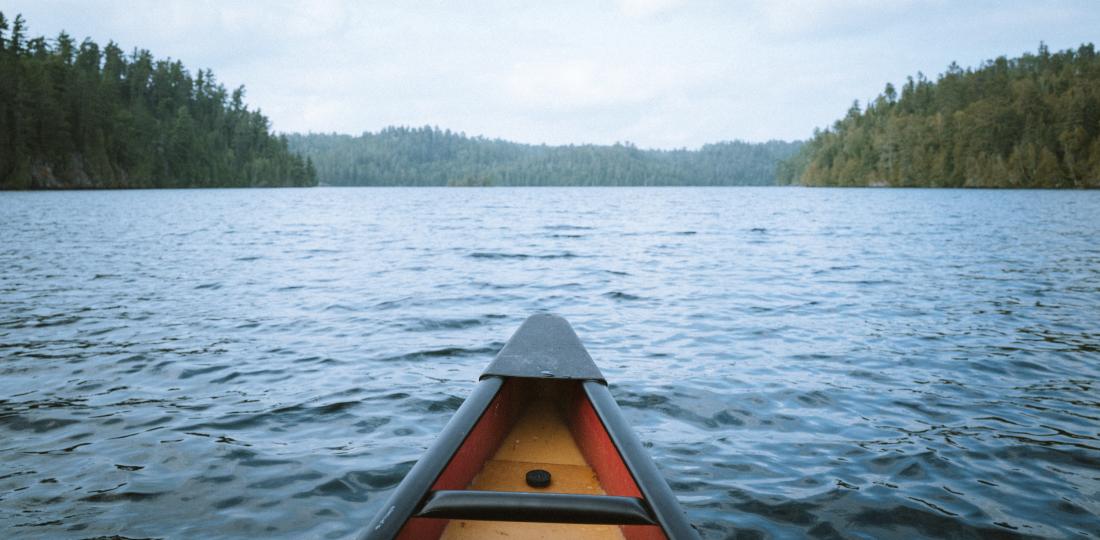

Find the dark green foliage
[[288, 127, 802, 186], [0, 12, 316, 189], [778, 43, 1100, 188]]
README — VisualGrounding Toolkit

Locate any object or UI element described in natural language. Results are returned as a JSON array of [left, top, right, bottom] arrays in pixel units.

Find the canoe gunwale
[[360, 376, 504, 540], [583, 380, 699, 539]]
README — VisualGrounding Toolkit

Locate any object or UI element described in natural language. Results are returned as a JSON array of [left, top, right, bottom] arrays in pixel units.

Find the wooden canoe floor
[[440, 398, 626, 540]]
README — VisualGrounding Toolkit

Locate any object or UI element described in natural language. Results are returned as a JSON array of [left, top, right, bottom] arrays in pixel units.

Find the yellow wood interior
[[439, 388, 626, 540]]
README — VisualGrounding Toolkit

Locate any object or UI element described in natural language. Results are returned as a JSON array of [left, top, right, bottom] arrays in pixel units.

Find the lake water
[[2, 187, 1099, 539]]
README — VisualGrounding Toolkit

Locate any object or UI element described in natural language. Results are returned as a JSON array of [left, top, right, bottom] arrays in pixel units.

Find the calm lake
[[2, 187, 1099, 539]]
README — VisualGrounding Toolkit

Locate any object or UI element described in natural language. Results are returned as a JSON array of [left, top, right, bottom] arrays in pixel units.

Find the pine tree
[[781, 43, 1100, 188], [0, 11, 316, 189]]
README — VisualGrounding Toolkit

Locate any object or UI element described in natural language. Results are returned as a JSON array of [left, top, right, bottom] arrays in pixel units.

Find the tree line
[[14, 11, 1093, 190], [287, 128, 801, 186], [778, 43, 1100, 188], [0, 12, 316, 189]]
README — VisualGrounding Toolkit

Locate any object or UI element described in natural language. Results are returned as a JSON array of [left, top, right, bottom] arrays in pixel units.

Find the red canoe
[[360, 314, 699, 540]]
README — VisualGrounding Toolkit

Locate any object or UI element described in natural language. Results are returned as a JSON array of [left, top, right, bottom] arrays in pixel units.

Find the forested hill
[[287, 129, 802, 186], [777, 43, 1100, 188], [0, 12, 316, 189]]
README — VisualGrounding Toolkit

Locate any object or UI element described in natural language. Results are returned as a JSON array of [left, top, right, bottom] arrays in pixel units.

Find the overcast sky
[[5, 1, 1098, 148]]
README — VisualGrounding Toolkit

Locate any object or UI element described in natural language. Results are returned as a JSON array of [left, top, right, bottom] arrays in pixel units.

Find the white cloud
[[4, 0, 1098, 148], [505, 60, 670, 109], [615, 0, 686, 18]]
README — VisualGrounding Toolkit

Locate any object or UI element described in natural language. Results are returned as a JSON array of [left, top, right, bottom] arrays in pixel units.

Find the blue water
[[1, 187, 1099, 539]]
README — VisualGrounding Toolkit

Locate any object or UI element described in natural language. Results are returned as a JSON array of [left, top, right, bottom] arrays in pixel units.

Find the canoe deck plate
[[481, 314, 606, 383]]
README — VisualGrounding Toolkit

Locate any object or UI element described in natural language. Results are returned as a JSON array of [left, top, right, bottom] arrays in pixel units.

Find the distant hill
[[287, 128, 802, 186], [778, 43, 1100, 188], [0, 12, 316, 189]]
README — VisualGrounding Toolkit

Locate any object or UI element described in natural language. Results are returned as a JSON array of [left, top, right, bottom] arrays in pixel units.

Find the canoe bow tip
[[480, 313, 607, 384]]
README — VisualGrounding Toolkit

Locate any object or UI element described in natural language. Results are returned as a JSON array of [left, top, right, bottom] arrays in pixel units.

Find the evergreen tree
[[0, 11, 316, 189], [779, 43, 1100, 188]]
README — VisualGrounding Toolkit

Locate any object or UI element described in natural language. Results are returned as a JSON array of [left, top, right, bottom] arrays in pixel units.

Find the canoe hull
[[359, 315, 698, 540]]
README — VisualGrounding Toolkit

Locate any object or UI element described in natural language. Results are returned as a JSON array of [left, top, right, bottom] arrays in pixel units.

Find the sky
[[5, 1, 1099, 149]]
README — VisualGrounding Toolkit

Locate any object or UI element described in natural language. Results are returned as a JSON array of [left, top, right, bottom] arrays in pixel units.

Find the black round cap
[[525, 469, 551, 488]]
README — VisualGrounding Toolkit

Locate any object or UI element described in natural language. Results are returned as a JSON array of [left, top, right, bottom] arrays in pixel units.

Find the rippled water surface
[[2, 187, 1099, 539]]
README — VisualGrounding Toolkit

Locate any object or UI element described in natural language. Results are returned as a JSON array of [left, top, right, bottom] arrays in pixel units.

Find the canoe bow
[[360, 314, 699, 540]]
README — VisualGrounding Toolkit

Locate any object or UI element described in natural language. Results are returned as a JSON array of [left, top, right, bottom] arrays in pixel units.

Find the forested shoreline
[[5, 10, 1098, 190], [778, 44, 1100, 188], [287, 129, 801, 186], [0, 12, 316, 189]]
